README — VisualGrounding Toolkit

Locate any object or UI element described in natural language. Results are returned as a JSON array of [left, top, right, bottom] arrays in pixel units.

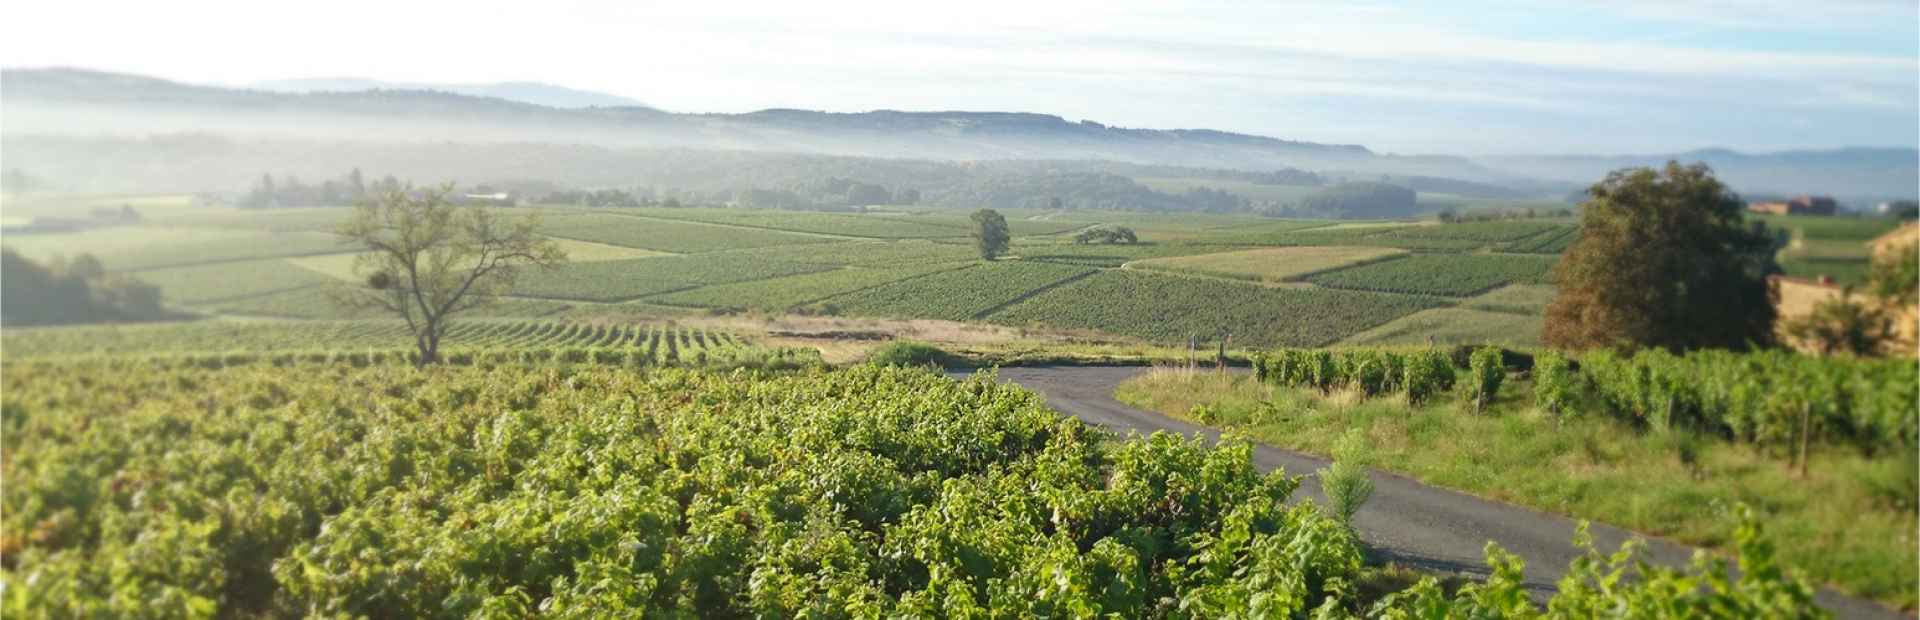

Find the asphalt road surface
[[947, 365, 1906, 620]]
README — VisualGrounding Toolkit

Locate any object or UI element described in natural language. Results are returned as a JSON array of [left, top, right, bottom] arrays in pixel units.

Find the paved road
[[948, 365, 1906, 620]]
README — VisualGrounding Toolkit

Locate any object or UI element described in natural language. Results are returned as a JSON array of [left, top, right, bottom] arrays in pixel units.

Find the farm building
[[1748, 195, 1836, 216]]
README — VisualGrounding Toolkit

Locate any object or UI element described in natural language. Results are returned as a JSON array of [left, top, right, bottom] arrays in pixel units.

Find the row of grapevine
[[2, 362, 1826, 616], [1252, 347, 1462, 405], [1565, 348, 1917, 458], [1, 319, 759, 362], [5, 343, 824, 373]]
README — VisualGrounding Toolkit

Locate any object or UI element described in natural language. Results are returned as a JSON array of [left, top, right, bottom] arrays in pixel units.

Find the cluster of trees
[[1269, 181, 1418, 219], [928, 172, 1249, 213], [539, 188, 648, 207], [244, 168, 404, 208], [1545, 163, 1782, 352], [1784, 239, 1917, 356], [1073, 225, 1139, 244], [1438, 207, 1576, 223], [0, 250, 168, 326]]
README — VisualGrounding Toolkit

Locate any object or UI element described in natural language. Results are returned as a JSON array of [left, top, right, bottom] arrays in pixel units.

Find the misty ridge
[[3, 67, 1915, 211]]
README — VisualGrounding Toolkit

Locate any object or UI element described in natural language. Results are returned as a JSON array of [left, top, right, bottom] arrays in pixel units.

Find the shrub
[[1533, 351, 1577, 417], [1403, 350, 1455, 406], [1318, 429, 1375, 528], [866, 340, 950, 367], [1464, 346, 1505, 414]]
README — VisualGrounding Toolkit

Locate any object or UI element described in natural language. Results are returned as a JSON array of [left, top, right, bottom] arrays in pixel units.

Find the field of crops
[[204, 287, 575, 319], [1337, 307, 1544, 347], [1382, 221, 1568, 242], [1309, 254, 1558, 296], [5, 360, 1823, 616], [648, 262, 969, 311], [0, 319, 775, 362], [824, 261, 1096, 321], [1501, 225, 1579, 253], [508, 254, 834, 302], [1462, 283, 1558, 315], [631, 207, 971, 238], [538, 213, 837, 253], [719, 239, 981, 266], [991, 269, 1446, 347], [133, 258, 339, 304], [1129, 246, 1407, 282], [1013, 240, 1246, 267]]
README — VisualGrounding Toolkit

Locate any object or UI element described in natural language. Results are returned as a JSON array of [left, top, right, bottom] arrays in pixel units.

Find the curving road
[[947, 365, 1906, 620]]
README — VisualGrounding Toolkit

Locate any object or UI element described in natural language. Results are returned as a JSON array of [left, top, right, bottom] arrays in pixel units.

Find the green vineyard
[[1, 362, 1827, 617], [0, 319, 813, 368]]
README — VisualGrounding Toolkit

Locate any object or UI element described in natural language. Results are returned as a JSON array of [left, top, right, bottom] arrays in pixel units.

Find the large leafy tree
[[971, 208, 1010, 260], [1544, 162, 1782, 351], [337, 186, 565, 364]]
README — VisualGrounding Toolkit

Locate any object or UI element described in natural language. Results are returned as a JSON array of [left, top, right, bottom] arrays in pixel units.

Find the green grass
[[1778, 257, 1874, 286], [1752, 214, 1903, 242], [718, 239, 982, 266], [1382, 221, 1567, 242], [1337, 307, 1543, 347], [539, 213, 837, 252], [207, 287, 574, 319], [1462, 284, 1558, 315], [989, 269, 1446, 347], [1129, 246, 1407, 282], [1309, 254, 1558, 296], [511, 254, 834, 302], [1114, 369, 1919, 609], [647, 262, 971, 311], [134, 259, 339, 305], [625, 207, 972, 238], [824, 261, 1095, 321]]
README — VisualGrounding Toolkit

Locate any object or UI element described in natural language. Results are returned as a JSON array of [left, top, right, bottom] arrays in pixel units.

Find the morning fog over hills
[[4, 67, 1915, 210], [3, 2, 1918, 618]]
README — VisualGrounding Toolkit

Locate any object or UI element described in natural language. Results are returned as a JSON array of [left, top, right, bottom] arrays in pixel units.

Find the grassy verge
[[1113, 368, 1919, 611]]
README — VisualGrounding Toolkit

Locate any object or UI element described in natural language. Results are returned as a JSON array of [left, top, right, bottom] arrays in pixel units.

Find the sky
[[2, 0, 1915, 155]]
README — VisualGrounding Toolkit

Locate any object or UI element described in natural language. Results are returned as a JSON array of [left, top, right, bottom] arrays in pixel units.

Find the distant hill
[[251, 77, 654, 109], [1, 68, 1505, 181], [1478, 148, 1919, 205], [3, 68, 1913, 203]]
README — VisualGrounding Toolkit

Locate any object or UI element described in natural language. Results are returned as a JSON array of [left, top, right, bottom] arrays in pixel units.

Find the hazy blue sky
[[3, 0, 1914, 154]]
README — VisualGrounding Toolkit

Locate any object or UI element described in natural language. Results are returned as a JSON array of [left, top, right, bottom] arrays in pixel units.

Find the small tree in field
[[971, 208, 1010, 260], [337, 186, 565, 365], [1544, 162, 1781, 351]]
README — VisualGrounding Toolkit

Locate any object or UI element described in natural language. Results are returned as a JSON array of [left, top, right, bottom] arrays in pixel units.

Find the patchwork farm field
[[1129, 245, 1406, 282], [1308, 253, 1558, 296], [1338, 307, 1544, 347], [1, 319, 811, 368], [989, 269, 1446, 347], [2, 199, 1619, 348], [539, 212, 837, 252], [823, 261, 1095, 321]]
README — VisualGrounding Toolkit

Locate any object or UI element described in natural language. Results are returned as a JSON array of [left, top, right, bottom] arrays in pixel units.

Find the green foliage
[[823, 261, 1092, 321], [511, 253, 832, 302], [1254, 348, 1455, 404], [1464, 346, 1505, 414], [2, 363, 1372, 616], [1318, 430, 1376, 527], [971, 208, 1012, 260], [866, 340, 949, 367], [647, 263, 967, 312], [1402, 350, 1456, 405], [1532, 350, 1578, 416], [539, 213, 838, 252], [1309, 254, 1558, 296], [1782, 289, 1897, 357], [992, 270, 1446, 348], [1578, 348, 1916, 456], [1868, 239, 1917, 307], [1072, 225, 1138, 244], [0, 250, 168, 326], [1295, 182, 1417, 219], [1545, 163, 1781, 351]]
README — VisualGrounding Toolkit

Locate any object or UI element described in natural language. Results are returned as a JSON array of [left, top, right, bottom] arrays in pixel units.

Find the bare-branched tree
[[336, 185, 565, 365]]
